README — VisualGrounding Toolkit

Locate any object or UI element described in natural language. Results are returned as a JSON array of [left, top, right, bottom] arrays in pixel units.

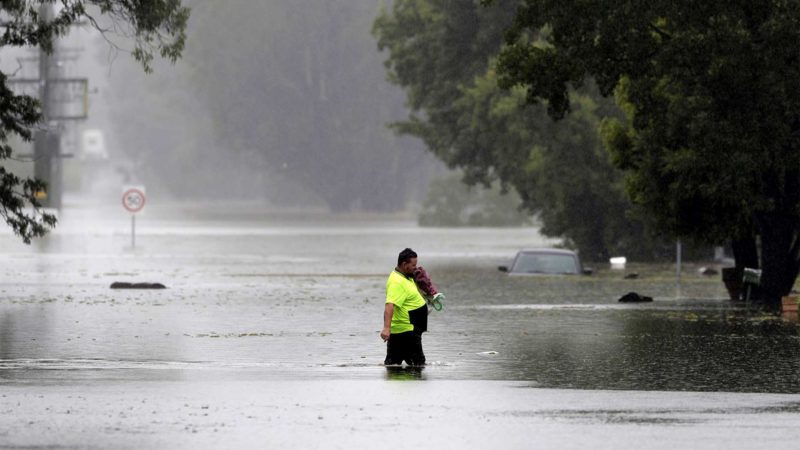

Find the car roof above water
[[517, 248, 578, 256], [508, 248, 582, 275]]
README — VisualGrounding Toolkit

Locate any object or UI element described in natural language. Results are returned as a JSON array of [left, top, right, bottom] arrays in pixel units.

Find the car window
[[512, 253, 578, 274]]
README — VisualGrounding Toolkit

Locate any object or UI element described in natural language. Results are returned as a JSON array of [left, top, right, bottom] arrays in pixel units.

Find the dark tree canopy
[[0, 1, 188, 242], [490, 0, 800, 306]]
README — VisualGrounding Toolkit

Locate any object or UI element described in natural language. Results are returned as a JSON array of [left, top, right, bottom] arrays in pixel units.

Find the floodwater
[[1, 201, 799, 448]]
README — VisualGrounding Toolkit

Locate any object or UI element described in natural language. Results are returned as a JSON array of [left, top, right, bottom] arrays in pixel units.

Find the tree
[[489, 0, 800, 307], [0, 1, 189, 242], [373, 0, 672, 260], [418, 173, 532, 227]]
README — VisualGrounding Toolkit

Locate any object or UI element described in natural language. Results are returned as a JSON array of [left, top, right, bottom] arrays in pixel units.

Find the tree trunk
[[732, 234, 758, 271], [756, 213, 800, 310], [725, 234, 759, 301]]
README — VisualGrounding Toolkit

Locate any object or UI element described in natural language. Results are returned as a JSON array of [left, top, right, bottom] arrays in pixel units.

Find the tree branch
[[648, 23, 672, 41]]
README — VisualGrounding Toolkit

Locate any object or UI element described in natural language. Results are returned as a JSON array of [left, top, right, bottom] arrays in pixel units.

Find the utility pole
[[33, 3, 62, 210], [8, 6, 89, 210]]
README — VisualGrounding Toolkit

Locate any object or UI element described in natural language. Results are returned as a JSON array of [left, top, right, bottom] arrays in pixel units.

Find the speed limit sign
[[122, 187, 146, 213]]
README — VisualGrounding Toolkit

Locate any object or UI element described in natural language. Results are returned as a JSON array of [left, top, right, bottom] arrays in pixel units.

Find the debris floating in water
[[110, 282, 167, 289], [698, 267, 719, 276], [618, 292, 653, 303]]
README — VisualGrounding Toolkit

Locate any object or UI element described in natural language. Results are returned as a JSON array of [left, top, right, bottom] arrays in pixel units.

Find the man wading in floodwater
[[381, 248, 428, 366]]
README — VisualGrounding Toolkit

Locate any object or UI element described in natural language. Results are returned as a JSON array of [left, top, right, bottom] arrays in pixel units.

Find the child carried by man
[[412, 266, 445, 311]]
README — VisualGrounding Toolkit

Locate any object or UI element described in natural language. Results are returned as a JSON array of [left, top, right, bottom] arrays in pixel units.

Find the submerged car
[[498, 248, 592, 275]]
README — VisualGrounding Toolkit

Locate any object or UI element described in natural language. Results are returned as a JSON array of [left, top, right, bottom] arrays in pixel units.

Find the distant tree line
[[419, 173, 532, 227], [104, 0, 438, 212]]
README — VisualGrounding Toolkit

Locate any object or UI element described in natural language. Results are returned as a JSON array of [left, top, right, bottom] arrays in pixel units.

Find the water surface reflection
[[0, 206, 797, 393]]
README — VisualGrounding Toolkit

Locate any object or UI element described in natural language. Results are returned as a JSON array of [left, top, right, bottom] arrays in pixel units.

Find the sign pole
[[676, 240, 682, 298], [122, 186, 146, 249]]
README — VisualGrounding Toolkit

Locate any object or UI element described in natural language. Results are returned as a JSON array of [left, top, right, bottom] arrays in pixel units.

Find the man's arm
[[381, 303, 394, 342]]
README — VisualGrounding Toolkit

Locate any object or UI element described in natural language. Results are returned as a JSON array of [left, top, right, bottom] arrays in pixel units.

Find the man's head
[[397, 248, 418, 276]]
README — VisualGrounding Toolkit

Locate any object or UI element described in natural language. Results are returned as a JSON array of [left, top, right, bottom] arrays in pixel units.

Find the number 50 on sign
[[122, 187, 146, 213]]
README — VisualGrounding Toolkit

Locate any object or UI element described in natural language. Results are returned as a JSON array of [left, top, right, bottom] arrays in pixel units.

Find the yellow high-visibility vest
[[385, 270, 426, 334]]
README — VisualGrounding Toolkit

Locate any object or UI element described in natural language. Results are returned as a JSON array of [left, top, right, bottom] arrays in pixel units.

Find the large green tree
[[374, 0, 671, 260], [0, 1, 189, 242], [490, 0, 800, 306]]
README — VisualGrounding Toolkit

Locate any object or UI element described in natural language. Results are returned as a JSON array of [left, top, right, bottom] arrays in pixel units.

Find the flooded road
[[1, 201, 799, 448]]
